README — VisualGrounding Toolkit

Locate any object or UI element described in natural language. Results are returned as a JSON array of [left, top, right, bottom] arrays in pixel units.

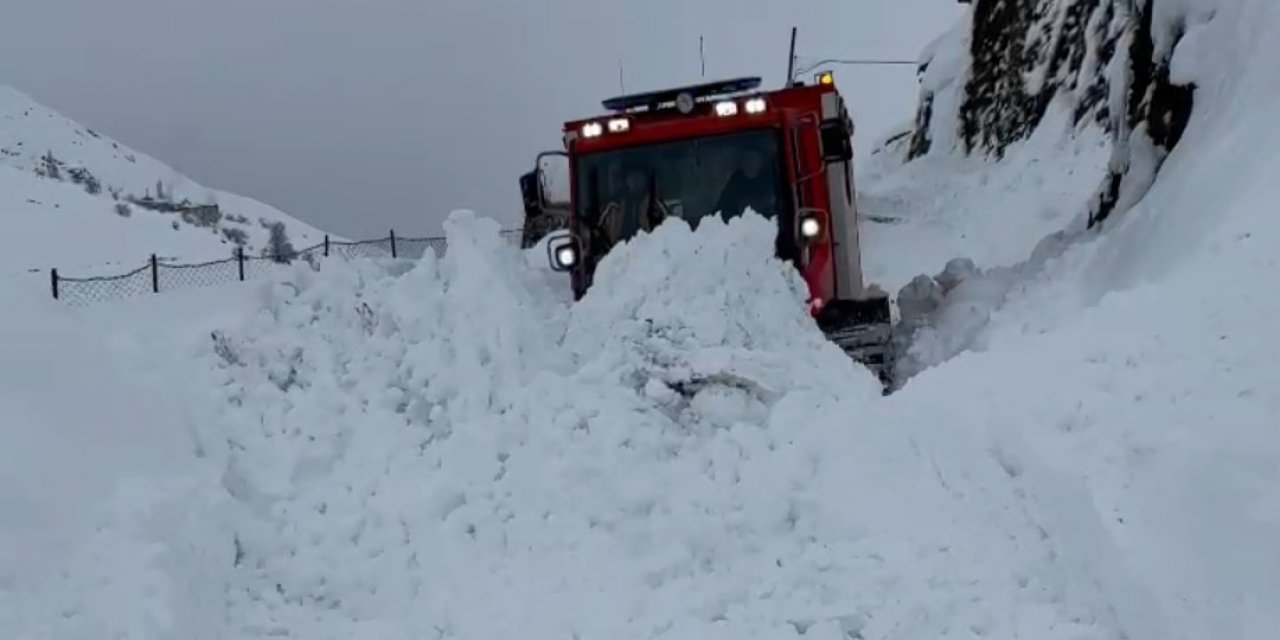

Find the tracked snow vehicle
[[520, 72, 895, 389]]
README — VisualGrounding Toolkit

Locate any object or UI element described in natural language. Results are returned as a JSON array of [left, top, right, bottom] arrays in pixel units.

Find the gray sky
[[0, 0, 962, 240]]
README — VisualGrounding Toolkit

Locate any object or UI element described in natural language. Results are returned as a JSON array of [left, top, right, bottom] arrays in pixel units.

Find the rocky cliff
[[906, 0, 1200, 228]]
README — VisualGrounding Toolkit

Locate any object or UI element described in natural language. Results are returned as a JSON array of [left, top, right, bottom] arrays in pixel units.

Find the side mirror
[[819, 120, 853, 163], [534, 151, 571, 210], [545, 229, 581, 272]]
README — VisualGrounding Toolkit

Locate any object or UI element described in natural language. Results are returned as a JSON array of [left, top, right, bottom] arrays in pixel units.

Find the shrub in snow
[[67, 167, 101, 195], [35, 150, 62, 180], [114, 202, 131, 217], [265, 221, 295, 263], [221, 226, 248, 246]]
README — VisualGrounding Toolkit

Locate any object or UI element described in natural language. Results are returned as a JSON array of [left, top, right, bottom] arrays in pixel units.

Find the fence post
[[150, 254, 159, 293], [390, 229, 397, 258], [324, 234, 330, 257], [50, 268, 58, 300], [237, 247, 245, 281]]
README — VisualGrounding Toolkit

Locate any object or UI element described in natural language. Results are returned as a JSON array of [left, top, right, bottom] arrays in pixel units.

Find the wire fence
[[50, 229, 524, 306]]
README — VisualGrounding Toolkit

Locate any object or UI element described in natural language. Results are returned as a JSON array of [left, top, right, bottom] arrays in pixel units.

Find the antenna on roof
[[618, 59, 626, 94], [785, 27, 798, 86], [699, 36, 706, 78]]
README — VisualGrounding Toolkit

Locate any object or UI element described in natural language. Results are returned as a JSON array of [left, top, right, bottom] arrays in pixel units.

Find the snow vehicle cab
[[520, 73, 895, 388]]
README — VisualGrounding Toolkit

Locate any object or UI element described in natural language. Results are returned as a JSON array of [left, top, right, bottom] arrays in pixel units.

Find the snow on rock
[[0, 84, 327, 279], [183, 211, 1124, 640], [900, 8, 972, 159]]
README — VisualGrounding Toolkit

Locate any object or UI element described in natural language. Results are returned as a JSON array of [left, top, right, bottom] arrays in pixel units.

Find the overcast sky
[[0, 0, 962, 239]]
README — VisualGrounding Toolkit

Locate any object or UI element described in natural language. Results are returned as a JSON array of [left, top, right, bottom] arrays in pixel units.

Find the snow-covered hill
[[0, 85, 328, 278]]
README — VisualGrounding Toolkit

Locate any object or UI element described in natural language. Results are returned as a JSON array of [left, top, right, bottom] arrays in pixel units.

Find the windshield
[[574, 128, 792, 252]]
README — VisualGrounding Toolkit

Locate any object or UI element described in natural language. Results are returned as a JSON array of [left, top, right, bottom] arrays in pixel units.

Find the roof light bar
[[601, 76, 763, 112]]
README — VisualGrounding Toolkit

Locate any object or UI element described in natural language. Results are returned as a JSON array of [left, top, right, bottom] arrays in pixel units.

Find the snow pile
[[0, 85, 326, 278], [564, 213, 883, 402], [179, 211, 1124, 639]]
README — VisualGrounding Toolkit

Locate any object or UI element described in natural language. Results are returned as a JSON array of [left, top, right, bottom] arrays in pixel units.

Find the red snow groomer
[[520, 71, 895, 389]]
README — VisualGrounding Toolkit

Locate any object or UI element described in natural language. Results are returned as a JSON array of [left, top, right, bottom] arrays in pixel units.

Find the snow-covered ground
[[4, 1, 1279, 638], [0, 85, 328, 282]]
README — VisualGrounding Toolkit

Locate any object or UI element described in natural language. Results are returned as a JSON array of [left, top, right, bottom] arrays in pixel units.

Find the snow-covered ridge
[[0, 85, 328, 277]]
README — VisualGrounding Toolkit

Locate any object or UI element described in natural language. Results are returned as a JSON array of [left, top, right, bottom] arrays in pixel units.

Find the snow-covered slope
[[869, 0, 1280, 635], [0, 85, 328, 278]]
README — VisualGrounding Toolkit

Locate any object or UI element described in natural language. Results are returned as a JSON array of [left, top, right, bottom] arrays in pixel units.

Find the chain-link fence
[[51, 229, 525, 306]]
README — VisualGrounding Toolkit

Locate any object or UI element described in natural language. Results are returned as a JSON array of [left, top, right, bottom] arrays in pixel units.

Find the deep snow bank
[[197, 211, 1119, 639], [0, 277, 233, 639]]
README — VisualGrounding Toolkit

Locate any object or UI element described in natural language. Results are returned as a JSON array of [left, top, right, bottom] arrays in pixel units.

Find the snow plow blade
[[815, 296, 896, 393]]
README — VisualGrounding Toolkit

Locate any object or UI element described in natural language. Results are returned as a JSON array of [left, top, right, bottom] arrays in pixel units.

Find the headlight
[[554, 245, 578, 268], [799, 214, 822, 239], [545, 232, 580, 272], [745, 97, 767, 114], [607, 118, 630, 133], [582, 122, 603, 138], [714, 100, 738, 117]]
